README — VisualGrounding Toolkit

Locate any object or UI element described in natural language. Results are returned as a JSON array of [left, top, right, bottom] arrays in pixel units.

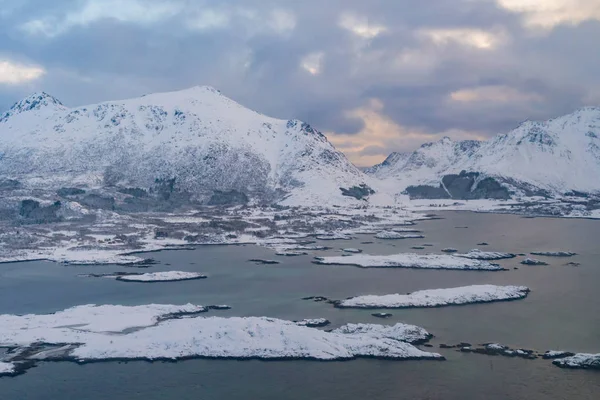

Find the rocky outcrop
[[208, 190, 249, 206], [404, 171, 510, 200], [57, 187, 86, 197], [19, 200, 62, 224], [340, 184, 375, 200]]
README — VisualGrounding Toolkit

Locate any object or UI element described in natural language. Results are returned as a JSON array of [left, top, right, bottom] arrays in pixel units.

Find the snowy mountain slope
[[368, 137, 482, 187], [0, 87, 370, 206], [369, 107, 600, 196], [463, 107, 600, 193]]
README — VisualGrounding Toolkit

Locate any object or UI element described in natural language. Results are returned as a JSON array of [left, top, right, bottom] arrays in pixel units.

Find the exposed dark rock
[[208, 190, 249, 206], [0, 179, 21, 190], [461, 343, 537, 359], [301, 296, 330, 302], [441, 248, 457, 253], [154, 230, 169, 239], [521, 258, 548, 266], [249, 259, 280, 265], [531, 251, 577, 257], [565, 262, 581, 267], [293, 319, 331, 328], [470, 177, 510, 200], [19, 200, 62, 223], [477, 242, 489, 246], [118, 187, 148, 198], [542, 351, 575, 360], [405, 171, 510, 200], [57, 187, 86, 197], [371, 312, 393, 318], [404, 185, 450, 199], [206, 305, 232, 310], [411, 246, 425, 250], [340, 184, 375, 200], [79, 194, 115, 210]]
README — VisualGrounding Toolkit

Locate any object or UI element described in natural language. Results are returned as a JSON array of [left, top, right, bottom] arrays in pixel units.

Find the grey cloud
[[1, 0, 599, 157]]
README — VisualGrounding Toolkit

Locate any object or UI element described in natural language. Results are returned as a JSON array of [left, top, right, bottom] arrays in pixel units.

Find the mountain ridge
[[368, 107, 600, 198], [0, 86, 370, 207]]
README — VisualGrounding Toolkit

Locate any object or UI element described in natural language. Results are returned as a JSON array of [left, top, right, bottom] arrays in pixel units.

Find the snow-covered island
[[375, 231, 425, 240], [336, 285, 530, 309], [116, 271, 207, 282], [314, 253, 504, 270], [342, 248, 362, 254], [530, 251, 577, 257], [0, 304, 443, 377], [552, 353, 600, 370], [454, 249, 516, 260], [542, 351, 575, 359], [294, 318, 330, 328], [521, 258, 549, 266]]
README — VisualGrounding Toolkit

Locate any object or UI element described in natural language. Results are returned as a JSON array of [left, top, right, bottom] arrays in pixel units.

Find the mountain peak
[[1, 92, 65, 122]]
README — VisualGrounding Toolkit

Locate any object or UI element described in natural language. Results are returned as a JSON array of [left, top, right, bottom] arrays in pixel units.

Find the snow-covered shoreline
[[336, 285, 530, 309]]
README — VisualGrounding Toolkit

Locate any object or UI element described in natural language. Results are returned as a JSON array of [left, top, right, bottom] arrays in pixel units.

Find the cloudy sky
[[1, 0, 599, 166]]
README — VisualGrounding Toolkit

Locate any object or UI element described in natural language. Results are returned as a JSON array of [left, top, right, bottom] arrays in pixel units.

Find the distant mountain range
[[1, 87, 598, 211], [368, 107, 600, 199]]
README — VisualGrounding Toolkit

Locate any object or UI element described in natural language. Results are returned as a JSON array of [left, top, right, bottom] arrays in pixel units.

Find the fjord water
[[1, 212, 599, 399]]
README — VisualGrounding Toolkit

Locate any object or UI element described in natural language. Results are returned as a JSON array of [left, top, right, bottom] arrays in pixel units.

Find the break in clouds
[[0, 0, 599, 165]]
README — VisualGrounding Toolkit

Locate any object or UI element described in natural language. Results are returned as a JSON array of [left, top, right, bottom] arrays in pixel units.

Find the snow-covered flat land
[[314, 254, 503, 270], [116, 271, 207, 282], [337, 285, 530, 308], [0, 304, 442, 376]]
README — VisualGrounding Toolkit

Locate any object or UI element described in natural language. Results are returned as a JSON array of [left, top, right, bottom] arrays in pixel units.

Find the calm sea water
[[1, 211, 599, 399]]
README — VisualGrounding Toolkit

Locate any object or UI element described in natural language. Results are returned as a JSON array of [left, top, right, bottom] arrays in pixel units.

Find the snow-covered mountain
[[369, 107, 600, 197], [369, 137, 481, 185], [0, 87, 370, 206]]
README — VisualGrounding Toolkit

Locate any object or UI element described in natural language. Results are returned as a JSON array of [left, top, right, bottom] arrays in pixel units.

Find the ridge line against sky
[[0, 0, 599, 166]]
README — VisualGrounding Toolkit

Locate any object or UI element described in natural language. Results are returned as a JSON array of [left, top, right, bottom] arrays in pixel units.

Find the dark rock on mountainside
[[79, 194, 115, 210], [0, 179, 21, 190], [19, 200, 62, 223], [404, 171, 510, 200], [118, 187, 148, 198], [208, 190, 249, 206], [404, 185, 450, 199], [57, 187, 86, 197], [340, 184, 375, 200]]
